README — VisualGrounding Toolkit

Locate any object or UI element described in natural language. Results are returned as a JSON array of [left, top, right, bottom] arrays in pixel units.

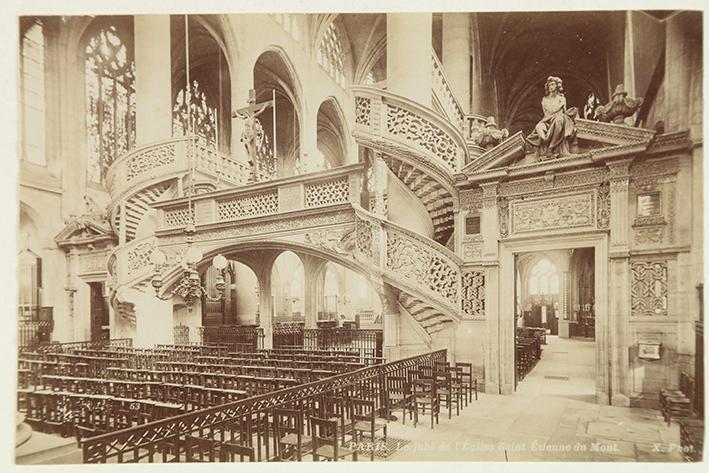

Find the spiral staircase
[[105, 55, 478, 339]]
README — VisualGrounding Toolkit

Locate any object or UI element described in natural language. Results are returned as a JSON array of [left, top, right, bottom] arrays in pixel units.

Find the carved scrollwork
[[497, 197, 509, 238], [385, 104, 461, 173], [631, 261, 668, 316], [596, 181, 610, 229], [125, 143, 176, 182], [126, 240, 156, 276], [461, 271, 485, 318]]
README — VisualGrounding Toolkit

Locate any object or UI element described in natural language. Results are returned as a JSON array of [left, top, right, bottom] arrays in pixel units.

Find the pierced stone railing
[[353, 206, 464, 318], [431, 48, 466, 133], [106, 235, 157, 289], [153, 164, 363, 232], [105, 137, 254, 201], [352, 86, 468, 175]]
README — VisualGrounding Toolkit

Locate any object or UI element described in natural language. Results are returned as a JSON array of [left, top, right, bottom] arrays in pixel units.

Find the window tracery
[[172, 80, 217, 147], [21, 19, 46, 165], [529, 258, 560, 295], [317, 19, 346, 87], [85, 23, 136, 184]]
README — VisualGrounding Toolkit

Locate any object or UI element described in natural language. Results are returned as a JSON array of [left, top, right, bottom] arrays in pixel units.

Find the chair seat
[[280, 433, 312, 446], [314, 444, 356, 458], [354, 420, 386, 432], [388, 393, 405, 400]]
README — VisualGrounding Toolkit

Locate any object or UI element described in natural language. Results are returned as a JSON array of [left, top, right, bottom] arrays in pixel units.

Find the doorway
[[498, 234, 609, 403], [88, 281, 109, 341]]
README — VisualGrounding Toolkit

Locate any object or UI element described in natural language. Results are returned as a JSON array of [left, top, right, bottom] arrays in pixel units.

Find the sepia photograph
[[6, 0, 705, 467]]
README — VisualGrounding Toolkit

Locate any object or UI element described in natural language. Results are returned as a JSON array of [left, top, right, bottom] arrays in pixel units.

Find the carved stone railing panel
[[304, 176, 350, 208], [352, 86, 468, 175], [216, 191, 279, 221], [431, 49, 466, 132], [461, 270, 485, 318], [125, 238, 156, 280], [162, 206, 194, 229]]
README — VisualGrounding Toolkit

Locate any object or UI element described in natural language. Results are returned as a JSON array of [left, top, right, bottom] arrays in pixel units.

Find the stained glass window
[[529, 258, 560, 295], [21, 19, 46, 165], [172, 80, 217, 147], [317, 19, 346, 87], [85, 24, 136, 184]]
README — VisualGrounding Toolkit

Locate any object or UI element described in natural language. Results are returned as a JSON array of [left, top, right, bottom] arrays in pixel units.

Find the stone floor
[[384, 336, 683, 462]]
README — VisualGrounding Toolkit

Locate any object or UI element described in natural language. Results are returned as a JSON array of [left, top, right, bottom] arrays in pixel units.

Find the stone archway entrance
[[497, 233, 611, 405]]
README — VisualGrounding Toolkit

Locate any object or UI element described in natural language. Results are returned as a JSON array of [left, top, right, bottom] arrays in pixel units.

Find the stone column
[[607, 159, 632, 406], [301, 255, 325, 329], [442, 13, 471, 114], [256, 270, 273, 349], [386, 13, 432, 107], [377, 282, 401, 361], [480, 182, 502, 393], [134, 15, 173, 145]]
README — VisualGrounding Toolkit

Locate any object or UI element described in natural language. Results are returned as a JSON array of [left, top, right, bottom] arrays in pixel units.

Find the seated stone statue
[[526, 76, 578, 158]]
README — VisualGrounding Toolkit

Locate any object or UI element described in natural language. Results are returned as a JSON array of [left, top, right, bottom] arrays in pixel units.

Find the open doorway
[[513, 248, 596, 399]]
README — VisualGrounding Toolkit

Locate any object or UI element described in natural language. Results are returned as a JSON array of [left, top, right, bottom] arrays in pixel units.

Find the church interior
[[14, 10, 704, 464]]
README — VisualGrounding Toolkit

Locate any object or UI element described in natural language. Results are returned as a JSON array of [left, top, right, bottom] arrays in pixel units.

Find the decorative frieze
[[462, 242, 483, 260], [461, 270, 485, 318], [79, 252, 108, 274], [511, 193, 594, 234], [631, 261, 669, 316]]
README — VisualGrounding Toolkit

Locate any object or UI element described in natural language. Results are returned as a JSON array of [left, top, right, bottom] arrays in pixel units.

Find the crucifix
[[232, 89, 276, 170]]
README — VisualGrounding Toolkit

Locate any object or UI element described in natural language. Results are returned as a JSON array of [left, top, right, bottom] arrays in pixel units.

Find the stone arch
[[253, 47, 304, 177], [315, 96, 349, 168]]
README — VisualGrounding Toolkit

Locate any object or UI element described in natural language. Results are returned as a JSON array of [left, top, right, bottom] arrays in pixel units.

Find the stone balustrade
[[153, 164, 364, 232], [105, 137, 253, 201], [352, 86, 468, 175], [106, 235, 157, 288], [431, 48, 467, 132], [353, 206, 465, 318]]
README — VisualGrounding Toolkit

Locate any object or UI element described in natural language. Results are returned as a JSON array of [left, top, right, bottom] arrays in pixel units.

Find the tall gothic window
[[172, 80, 217, 147], [529, 258, 560, 296], [21, 19, 46, 165], [317, 19, 346, 87], [85, 23, 136, 184]]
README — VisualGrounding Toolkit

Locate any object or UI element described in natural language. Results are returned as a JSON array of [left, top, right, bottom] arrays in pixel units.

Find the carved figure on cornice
[[469, 116, 509, 150], [583, 93, 601, 120], [526, 76, 578, 159], [594, 84, 643, 124]]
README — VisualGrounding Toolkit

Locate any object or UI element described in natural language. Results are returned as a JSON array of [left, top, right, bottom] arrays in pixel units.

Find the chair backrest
[[321, 395, 347, 419], [456, 362, 473, 378], [274, 408, 304, 438], [309, 416, 339, 454], [349, 398, 375, 424], [387, 375, 408, 394]]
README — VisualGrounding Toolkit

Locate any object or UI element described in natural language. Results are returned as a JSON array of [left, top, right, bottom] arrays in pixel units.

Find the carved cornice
[[576, 118, 656, 145], [462, 132, 526, 174], [646, 130, 693, 156]]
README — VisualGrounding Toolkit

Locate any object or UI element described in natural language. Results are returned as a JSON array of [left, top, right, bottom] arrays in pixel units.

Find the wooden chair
[[274, 408, 311, 461], [436, 370, 461, 419], [349, 398, 387, 461], [386, 375, 415, 424], [320, 395, 350, 445], [412, 379, 440, 429], [185, 435, 218, 462], [456, 362, 478, 402], [309, 416, 357, 462]]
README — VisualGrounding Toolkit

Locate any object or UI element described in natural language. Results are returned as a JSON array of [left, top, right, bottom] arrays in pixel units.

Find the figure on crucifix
[[232, 89, 275, 168]]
